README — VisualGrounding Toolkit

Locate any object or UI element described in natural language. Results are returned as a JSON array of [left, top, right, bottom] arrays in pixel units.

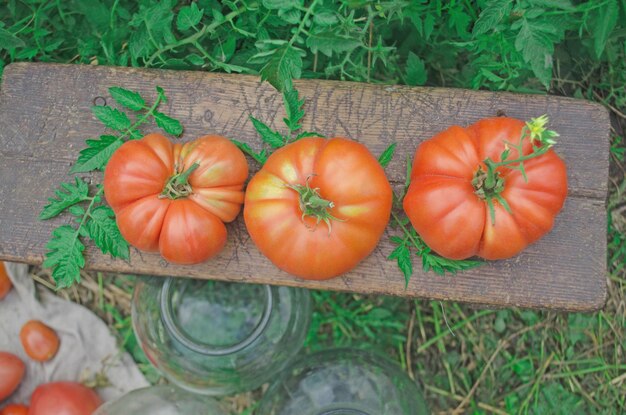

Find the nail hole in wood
[[496, 109, 507, 117], [93, 96, 107, 106]]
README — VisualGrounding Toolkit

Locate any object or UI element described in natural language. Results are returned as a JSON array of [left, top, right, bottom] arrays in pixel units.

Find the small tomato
[[0, 262, 11, 300], [19, 321, 60, 362], [1, 404, 28, 415], [28, 382, 102, 415], [0, 352, 25, 402]]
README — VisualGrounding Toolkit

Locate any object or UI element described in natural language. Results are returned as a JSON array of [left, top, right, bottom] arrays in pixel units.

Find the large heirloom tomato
[[104, 134, 248, 264], [244, 137, 392, 280], [403, 117, 567, 260]]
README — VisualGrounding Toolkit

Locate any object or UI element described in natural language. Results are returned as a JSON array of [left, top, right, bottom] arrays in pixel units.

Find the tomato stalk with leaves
[[39, 86, 183, 288]]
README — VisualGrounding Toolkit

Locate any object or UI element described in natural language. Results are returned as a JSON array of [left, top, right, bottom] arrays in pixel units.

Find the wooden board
[[0, 62, 609, 312]]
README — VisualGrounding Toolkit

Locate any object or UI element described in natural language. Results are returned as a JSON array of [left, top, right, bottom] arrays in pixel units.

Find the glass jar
[[256, 348, 430, 415], [132, 277, 311, 396], [93, 385, 227, 415]]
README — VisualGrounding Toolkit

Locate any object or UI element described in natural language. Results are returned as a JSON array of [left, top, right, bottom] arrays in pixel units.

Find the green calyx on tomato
[[471, 115, 560, 225], [287, 176, 342, 233], [160, 162, 200, 199]]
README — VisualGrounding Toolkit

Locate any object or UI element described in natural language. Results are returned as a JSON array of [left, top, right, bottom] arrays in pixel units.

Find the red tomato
[[244, 137, 392, 280], [28, 382, 101, 415], [19, 321, 60, 362], [0, 262, 11, 300], [0, 353, 25, 402], [104, 133, 248, 264], [403, 117, 567, 260], [1, 404, 28, 415]]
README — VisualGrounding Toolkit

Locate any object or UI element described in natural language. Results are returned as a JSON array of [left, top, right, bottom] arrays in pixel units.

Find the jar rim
[[160, 278, 273, 356]]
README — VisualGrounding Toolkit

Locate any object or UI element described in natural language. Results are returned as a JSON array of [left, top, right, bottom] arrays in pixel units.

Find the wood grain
[[0, 62, 609, 311]]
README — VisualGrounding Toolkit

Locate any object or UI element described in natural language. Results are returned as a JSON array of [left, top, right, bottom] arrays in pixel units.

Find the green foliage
[[378, 143, 396, 168], [40, 86, 183, 288]]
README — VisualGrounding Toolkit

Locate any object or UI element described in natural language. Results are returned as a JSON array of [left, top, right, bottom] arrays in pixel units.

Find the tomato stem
[[472, 115, 558, 225], [287, 176, 342, 234], [161, 162, 200, 200]]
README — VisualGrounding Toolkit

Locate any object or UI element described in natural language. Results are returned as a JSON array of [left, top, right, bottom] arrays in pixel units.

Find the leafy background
[[1, 0, 625, 413]]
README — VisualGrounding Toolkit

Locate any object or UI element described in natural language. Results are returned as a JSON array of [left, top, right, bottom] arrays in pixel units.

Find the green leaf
[[0, 27, 25, 50], [231, 139, 268, 165], [40, 178, 90, 220], [472, 0, 513, 35], [295, 131, 324, 140], [260, 45, 302, 92], [405, 52, 427, 86], [250, 116, 285, 148], [262, 0, 299, 10], [421, 252, 483, 275], [593, 0, 618, 59], [514, 18, 558, 89], [43, 225, 86, 289], [306, 31, 361, 57], [378, 143, 396, 168], [154, 111, 183, 136], [282, 89, 305, 132], [109, 87, 145, 111], [92, 105, 131, 131], [87, 206, 130, 260], [71, 135, 123, 173], [176, 3, 203, 31], [313, 10, 338, 26], [388, 240, 412, 287]]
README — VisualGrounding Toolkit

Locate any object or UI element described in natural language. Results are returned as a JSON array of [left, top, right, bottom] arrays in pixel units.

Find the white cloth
[[0, 262, 149, 404]]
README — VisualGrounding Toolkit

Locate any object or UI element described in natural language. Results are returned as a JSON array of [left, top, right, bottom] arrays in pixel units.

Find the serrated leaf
[[282, 89, 305, 132], [109, 87, 145, 111], [388, 241, 412, 287], [92, 105, 131, 131], [378, 143, 396, 168], [296, 131, 324, 140], [278, 8, 301, 24], [421, 252, 482, 275], [71, 135, 122, 173], [260, 44, 302, 92], [0, 27, 25, 50], [43, 225, 86, 288], [186, 53, 205, 65], [40, 178, 90, 220], [593, 0, 618, 59], [514, 18, 557, 89], [231, 139, 268, 165], [154, 111, 183, 136], [313, 10, 338, 26], [68, 205, 85, 216], [306, 31, 361, 57], [405, 52, 427, 86], [176, 3, 203, 31], [250, 116, 285, 148], [472, 0, 513, 35], [87, 206, 130, 260]]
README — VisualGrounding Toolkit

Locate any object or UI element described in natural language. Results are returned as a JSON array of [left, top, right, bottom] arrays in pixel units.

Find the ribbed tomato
[[104, 134, 248, 264], [403, 117, 567, 260], [244, 137, 392, 280]]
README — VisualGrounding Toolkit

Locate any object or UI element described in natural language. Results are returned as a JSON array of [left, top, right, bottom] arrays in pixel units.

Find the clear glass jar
[[256, 348, 430, 415], [93, 385, 227, 415], [132, 277, 311, 396]]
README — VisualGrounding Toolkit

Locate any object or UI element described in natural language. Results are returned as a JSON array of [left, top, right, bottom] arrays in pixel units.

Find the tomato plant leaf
[[86, 206, 130, 260], [592, 0, 618, 58], [262, 0, 299, 10], [176, 3, 203, 31], [472, 0, 513, 35], [405, 52, 427, 86], [260, 44, 302, 92], [305, 31, 361, 57], [250, 115, 286, 148], [92, 105, 131, 131], [378, 143, 396, 168], [71, 135, 123, 173], [388, 239, 412, 288], [0, 27, 26, 50], [231, 139, 268, 165], [153, 111, 183, 136], [109, 87, 146, 111], [43, 225, 86, 289], [282, 88, 305, 132], [39, 178, 90, 220], [295, 131, 324, 140], [421, 252, 483, 275]]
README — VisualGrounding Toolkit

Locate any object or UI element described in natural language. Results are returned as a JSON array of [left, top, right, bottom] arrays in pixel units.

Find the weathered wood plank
[[0, 62, 609, 311]]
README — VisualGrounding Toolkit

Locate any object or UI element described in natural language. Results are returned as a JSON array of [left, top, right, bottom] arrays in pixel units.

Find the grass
[[3, 0, 626, 413]]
